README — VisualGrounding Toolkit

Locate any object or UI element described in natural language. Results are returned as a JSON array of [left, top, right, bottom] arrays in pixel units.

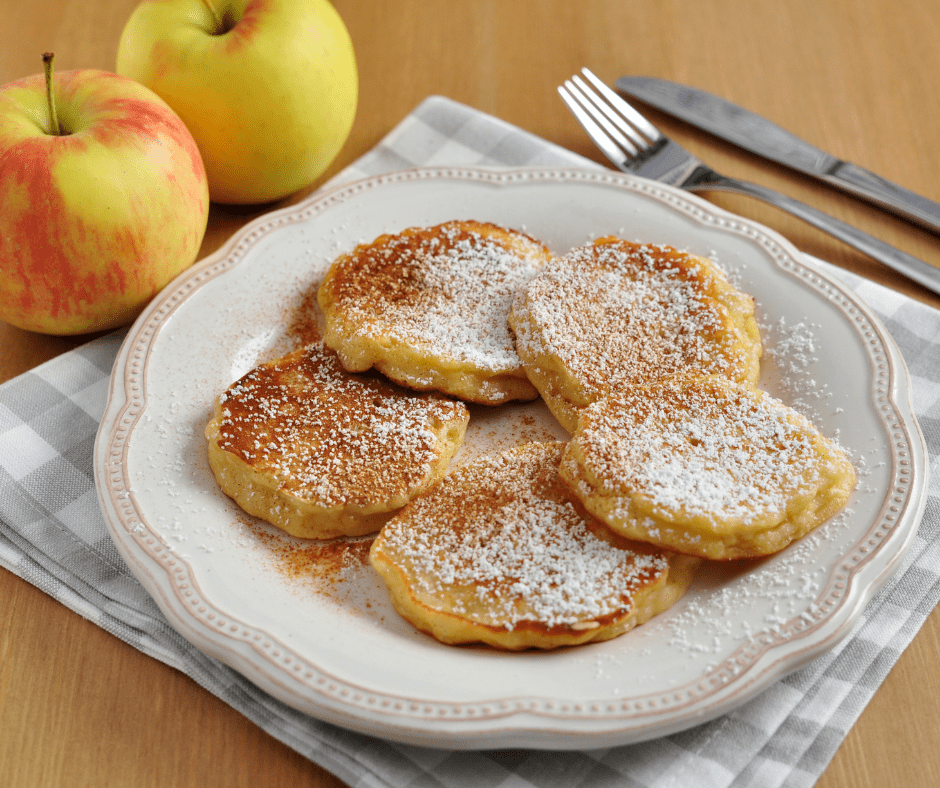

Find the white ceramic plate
[[95, 167, 927, 750]]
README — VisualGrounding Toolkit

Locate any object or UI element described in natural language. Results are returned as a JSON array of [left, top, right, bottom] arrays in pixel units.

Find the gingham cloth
[[1, 96, 938, 788]]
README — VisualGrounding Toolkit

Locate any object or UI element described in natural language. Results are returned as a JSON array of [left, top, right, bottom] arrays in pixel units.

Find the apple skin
[[117, 0, 358, 205], [0, 69, 210, 335]]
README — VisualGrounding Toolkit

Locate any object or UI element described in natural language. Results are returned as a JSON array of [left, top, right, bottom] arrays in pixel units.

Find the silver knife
[[616, 75, 940, 235]]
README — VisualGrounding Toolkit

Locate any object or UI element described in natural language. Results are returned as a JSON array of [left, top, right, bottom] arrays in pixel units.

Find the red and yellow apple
[[0, 59, 210, 335], [117, 0, 358, 205]]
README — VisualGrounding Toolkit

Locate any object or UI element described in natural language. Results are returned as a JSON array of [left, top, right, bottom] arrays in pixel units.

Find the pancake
[[370, 441, 700, 650], [509, 237, 762, 432], [560, 376, 856, 560], [205, 343, 470, 540], [317, 220, 552, 405]]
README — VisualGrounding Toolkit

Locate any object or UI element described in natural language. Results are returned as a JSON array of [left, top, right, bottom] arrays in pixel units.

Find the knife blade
[[616, 75, 940, 235]]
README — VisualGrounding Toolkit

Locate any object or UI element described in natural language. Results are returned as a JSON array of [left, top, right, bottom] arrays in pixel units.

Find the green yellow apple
[[0, 59, 210, 335], [116, 0, 358, 204]]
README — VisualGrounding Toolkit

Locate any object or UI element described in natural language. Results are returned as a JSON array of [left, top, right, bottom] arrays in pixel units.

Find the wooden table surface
[[3, 1, 940, 785]]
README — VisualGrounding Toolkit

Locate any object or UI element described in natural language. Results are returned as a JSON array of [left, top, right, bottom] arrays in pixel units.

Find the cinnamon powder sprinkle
[[319, 221, 549, 372], [243, 513, 374, 591], [513, 239, 758, 394], [578, 379, 838, 525], [379, 443, 668, 629], [214, 343, 468, 507]]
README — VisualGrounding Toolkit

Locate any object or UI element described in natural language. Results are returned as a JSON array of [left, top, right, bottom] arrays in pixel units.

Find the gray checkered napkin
[[1, 97, 938, 788]]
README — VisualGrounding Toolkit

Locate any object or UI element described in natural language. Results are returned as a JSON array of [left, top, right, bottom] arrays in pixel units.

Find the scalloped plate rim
[[94, 165, 928, 750]]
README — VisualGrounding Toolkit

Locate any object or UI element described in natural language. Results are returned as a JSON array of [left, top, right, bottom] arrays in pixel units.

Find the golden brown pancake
[[317, 220, 553, 405], [205, 343, 469, 540], [509, 237, 762, 432], [560, 376, 856, 560], [370, 441, 700, 650]]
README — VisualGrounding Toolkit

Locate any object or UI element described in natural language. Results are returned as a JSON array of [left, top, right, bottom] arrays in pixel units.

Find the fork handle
[[686, 171, 940, 296]]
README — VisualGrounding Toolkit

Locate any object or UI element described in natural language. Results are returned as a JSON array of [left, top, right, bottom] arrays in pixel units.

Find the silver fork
[[559, 68, 940, 296]]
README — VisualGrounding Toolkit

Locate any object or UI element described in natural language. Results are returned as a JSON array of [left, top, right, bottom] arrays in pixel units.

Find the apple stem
[[198, 0, 236, 34], [199, 0, 222, 27], [42, 52, 62, 137]]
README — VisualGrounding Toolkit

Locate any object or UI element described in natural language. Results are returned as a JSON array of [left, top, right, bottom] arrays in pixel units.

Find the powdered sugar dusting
[[579, 379, 832, 525], [320, 221, 549, 372], [379, 444, 668, 629], [512, 239, 759, 396], [214, 343, 467, 507]]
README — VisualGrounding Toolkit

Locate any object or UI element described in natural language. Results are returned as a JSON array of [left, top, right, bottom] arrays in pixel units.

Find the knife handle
[[825, 162, 940, 235], [687, 171, 940, 296]]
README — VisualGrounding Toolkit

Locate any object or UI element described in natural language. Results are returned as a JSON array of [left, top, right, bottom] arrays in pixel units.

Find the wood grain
[[2, 1, 939, 785]]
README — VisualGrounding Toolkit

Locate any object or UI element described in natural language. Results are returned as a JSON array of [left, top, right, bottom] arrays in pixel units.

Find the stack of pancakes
[[206, 221, 855, 650]]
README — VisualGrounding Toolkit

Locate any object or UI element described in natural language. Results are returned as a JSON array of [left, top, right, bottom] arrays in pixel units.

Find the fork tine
[[557, 84, 630, 170], [563, 79, 640, 157], [570, 75, 647, 151], [580, 68, 662, 143]]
